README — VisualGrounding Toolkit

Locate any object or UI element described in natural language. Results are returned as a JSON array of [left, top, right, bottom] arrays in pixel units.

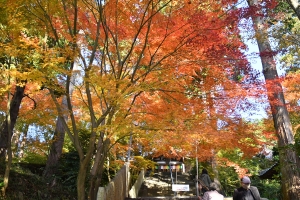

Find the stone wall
[[128, 169, 145, 198], [97, 163, 129, 200]]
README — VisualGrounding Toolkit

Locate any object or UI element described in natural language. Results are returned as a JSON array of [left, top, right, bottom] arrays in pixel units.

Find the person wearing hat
[[233, 176, 261, 200], [201, 182, 224, 200]]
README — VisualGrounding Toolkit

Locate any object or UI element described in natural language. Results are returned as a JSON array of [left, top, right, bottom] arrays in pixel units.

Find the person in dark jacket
[[233, 176, 261, 200], [199, 168, 212, 195]]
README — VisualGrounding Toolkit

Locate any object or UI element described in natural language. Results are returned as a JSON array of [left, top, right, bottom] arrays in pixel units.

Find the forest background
[[1, 0, 300, 199]]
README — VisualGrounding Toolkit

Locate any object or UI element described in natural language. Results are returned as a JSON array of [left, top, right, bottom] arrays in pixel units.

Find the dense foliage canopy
[[0, 0, 299, 199]]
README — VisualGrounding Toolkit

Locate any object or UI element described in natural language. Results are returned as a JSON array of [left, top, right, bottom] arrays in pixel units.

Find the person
[[202, 182, 224, 200], [233, 176, 261, 200], [199, 168, 212, 194]]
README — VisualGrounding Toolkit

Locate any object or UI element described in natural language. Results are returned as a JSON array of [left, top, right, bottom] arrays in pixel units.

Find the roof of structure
[[258, 163, 279, 179]]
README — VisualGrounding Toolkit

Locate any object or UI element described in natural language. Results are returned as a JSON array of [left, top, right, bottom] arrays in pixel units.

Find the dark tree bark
[[89, 138, 110, 200], [43, 71, 77, 179], [0, 85, 26, 162], [43, 113, 66, 178], [247, 0, 300, 199], [286, 0, 300, 20]]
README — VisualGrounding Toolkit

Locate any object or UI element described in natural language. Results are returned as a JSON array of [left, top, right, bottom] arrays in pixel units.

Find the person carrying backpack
[[199, 169, 212, 194]]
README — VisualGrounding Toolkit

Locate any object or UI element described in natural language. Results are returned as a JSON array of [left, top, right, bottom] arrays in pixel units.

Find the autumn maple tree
[[0, 0, 271, 199], [0, 0, 50, 195]]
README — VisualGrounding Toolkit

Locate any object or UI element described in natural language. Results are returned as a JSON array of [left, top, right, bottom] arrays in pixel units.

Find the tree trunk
[[43, 113, 66, 178], [77, 160, 89, 200], [247, 0, 300, 199], [18, 124, 29, 159], [1, 86, 12, 196], [43, 70, 77, 178], [286, 0, 300, 20], [211, 150, 222, 192], [11, 130, 20, 159], [0, 85, 26, 162], [89, 138, 110, 199]]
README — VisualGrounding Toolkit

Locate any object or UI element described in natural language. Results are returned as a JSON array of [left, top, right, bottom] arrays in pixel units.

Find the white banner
[[172, 184, 189, 191]]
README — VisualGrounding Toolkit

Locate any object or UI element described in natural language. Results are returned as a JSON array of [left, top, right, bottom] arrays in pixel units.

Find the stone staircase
[[125, 171, 237, 200]]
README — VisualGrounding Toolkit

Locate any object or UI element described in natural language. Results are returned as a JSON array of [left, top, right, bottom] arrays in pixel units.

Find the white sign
[[172, 184, 189, 191]]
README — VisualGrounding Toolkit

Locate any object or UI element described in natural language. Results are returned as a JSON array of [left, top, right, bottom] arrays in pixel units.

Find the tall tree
[[0, 1, 58, 196], [0, 0, 53, 161], [23, 1, 257, 199], [246, 0, 300, 199], [0, 0, 28, 161]]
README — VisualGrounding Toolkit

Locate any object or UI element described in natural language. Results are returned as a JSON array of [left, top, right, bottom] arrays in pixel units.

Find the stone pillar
[[97, 187, 105, 200]]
